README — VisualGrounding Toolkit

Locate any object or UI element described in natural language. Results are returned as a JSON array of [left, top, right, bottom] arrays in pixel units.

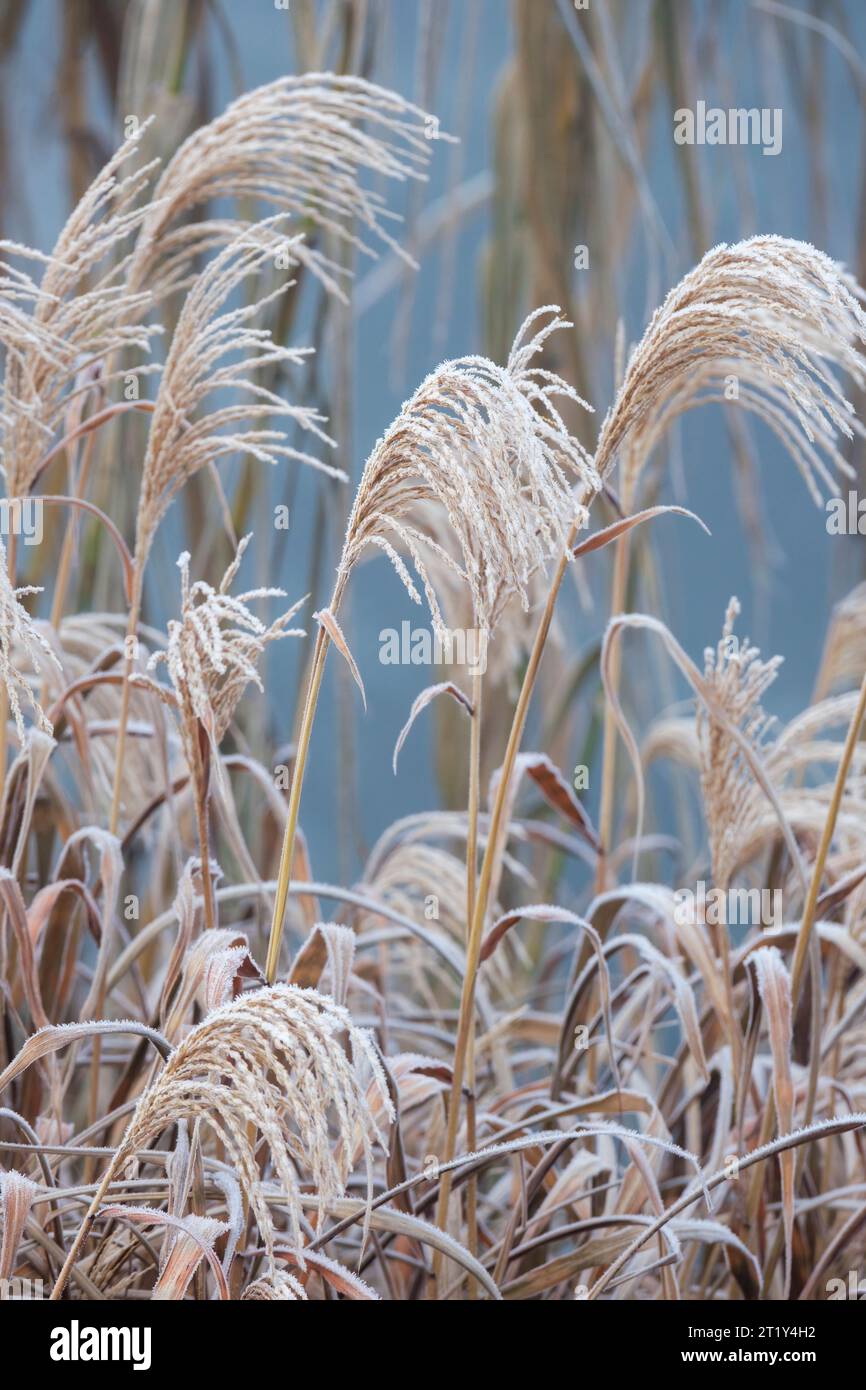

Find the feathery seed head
[[0, 125, 162, 498], [117, 983, 393, 1261], [129, 73, 440, 302], [595, 235, 866, 506], [698, 598, 782, 890], [0, 536, 61, 742], [149, 533, 305, 746], [337, 307, 595, 636], [134, 224, 341, 568]]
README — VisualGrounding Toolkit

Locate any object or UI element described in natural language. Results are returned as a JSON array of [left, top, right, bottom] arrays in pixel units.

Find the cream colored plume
[[336, 307, 596, 637], [133, 226, 339, 571], [698, 598, 783, 891], [594, 235, 866, 506], [0, 126, 161, 499], [0, 536, 60, 741], [129, 72, 439, 302], [148, 533, 304, 748], [113, 984, 393, 1261]]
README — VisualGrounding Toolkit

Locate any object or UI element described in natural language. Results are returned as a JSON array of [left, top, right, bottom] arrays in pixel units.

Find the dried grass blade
[[315, 608, 366, 711], [392, 681, 473, 774]]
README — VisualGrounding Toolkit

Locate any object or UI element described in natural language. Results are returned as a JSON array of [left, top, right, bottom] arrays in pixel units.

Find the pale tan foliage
[[639, 604, 866, 891], [39, 613, 171, 816], [133, 227, 339, 569], [697, 598, 783, 890], [336, 308, 596, 636], [115, 985, 393, 1261], [0, 127, 161, 498], [356, 837, 515, 1004], [595, 235, 866, 506], [242, 1270, 308, 1301], [752, 947, 795, 1297], [148, 534, 304, 751], [0, 536, 61, 741], [0, 1169, 38, 1279], [400, 504, 568, 686], [814, 582, 866, 700], [4, 33, 866, 1304], [179, 927, 256, 1016], [129, 73, 438, 302], [151, 1214, 229, 1300]]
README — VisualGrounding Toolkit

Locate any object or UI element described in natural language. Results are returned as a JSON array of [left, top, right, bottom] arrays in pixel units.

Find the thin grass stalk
[[51, 1146, 126, 1298], [433, 534, 578, 1264], [48, 419, 98, 639], [265, 623, 331, 983], [714, 919, 743, 1078], [464, 668, 483, 1296], [109, 568, 143, 835], [0, 532, 17, 797], [585, 519, 631, 1095], [595, 525, 631, 894], [790, 666, 866, 1008], [189, 1117, 208, 1303], [757, 951, 821, 1297], [189, 718, 217, 934]]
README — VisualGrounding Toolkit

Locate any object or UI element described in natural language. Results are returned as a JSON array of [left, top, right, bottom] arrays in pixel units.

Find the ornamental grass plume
[[593, 236, 866, 894], [335, 306, 596, 637], [0, 534, 61, 743], [641, 660, 866, 898], [265, 307, 596, 982], [148, 534, 305, 752], [128, 73, 438, 301], [142, 535, 305, 931], [143, 533, 304, 934], [594, 234, 866, 503], [0, 125, 160, 501], [107, 73, 443, 829], [110, 226, 337, 832], [0, 127, 160, 792], [698, 598, 783, 892], [132, 227, 339, 577], [53, 984, 393, 1296]]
